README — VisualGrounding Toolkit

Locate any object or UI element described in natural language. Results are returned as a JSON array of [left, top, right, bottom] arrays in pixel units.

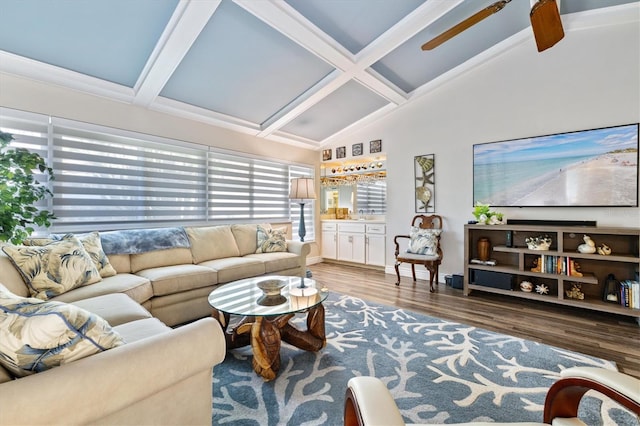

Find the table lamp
[[289, 177, 316, 242]]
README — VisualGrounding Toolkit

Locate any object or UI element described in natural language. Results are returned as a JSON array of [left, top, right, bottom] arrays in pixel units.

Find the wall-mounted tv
[[473, 123, 639, 207]]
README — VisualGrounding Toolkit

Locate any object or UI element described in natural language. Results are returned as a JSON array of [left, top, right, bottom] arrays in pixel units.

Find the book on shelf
[[619, 280, 640, 309], [470, 258, 497, 266]]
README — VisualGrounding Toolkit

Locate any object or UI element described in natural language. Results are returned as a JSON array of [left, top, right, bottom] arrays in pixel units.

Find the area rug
[[212, 293, 637, 425]]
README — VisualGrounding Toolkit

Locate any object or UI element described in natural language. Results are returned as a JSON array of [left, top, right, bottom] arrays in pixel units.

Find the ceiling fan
[[421, 0, 564, 53]]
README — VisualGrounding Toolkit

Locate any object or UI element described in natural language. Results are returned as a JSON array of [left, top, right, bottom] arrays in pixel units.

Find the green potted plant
[[0, 131, 55, 244], [472, 202, 504, 225]]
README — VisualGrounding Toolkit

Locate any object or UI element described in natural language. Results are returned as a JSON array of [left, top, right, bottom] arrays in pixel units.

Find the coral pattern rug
[[213, 292, 636, 425]]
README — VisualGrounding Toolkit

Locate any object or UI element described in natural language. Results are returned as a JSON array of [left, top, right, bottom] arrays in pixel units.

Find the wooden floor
[[308, 262, 640, 379]]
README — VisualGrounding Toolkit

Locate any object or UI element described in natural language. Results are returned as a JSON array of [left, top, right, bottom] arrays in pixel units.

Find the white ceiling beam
[[134, 0, 222, 107]]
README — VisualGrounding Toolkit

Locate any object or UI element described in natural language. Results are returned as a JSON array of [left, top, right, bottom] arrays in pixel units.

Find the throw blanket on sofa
[[98, 227, 191, 255]]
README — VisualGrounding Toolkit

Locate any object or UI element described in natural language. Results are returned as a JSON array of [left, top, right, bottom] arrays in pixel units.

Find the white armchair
[[344, 367, 640, 426]]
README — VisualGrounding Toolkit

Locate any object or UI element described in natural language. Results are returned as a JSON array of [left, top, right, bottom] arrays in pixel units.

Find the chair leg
[[411, 264, 416, 282], [394, 261, 401, 286], [425, 264, 436, 293]]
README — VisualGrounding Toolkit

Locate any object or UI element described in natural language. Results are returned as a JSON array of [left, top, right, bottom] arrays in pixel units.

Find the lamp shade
[[289, 177, 316, 201]]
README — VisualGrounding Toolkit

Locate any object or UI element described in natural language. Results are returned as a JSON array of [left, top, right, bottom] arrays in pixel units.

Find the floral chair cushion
[[406, 227, 441, 256], [0, 284, 124, 377]]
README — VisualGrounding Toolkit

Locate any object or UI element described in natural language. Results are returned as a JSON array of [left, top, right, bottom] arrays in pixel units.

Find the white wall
[[325, 18, 640, 278]]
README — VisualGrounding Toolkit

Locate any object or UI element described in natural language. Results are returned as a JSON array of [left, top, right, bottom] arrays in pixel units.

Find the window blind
[[356, 181, 386, 215]]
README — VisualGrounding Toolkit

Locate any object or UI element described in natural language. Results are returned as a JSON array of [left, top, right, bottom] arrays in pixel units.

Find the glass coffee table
[[208, 275, 328, 381]]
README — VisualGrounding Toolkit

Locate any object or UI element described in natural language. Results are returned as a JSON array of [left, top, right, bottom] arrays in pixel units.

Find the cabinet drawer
[[338, 223, 365, 233], [366, 224, 386, 234], [322, 222, 337, 231]]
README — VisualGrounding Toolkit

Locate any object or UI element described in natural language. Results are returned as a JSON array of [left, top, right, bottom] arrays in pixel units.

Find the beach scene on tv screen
[[473, 124, 639, 207]]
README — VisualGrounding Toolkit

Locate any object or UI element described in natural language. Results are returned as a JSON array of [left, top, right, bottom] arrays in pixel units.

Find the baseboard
[[384, 265, 444, 284]]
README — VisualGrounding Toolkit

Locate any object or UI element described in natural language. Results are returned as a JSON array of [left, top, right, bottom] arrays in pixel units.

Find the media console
[[464, 224, 640, 319]]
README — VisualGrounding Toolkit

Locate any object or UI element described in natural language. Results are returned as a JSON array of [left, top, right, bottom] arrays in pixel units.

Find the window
[[0, 108, 314, 239]]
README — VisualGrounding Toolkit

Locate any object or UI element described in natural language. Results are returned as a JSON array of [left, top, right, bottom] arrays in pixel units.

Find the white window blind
[[208, 152, 290, 221], [0, 108, 314, 238], [356, 181, 386, 215]]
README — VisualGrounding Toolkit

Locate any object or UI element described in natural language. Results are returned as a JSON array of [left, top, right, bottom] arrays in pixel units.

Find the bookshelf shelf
[[464, 224, 640, 319]]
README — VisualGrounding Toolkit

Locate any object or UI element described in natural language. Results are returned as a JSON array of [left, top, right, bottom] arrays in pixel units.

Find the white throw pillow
[[406, 227, 441, 256]]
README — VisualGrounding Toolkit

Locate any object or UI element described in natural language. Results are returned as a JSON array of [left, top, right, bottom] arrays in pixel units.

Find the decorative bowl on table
[[256, 279, 287, 306]]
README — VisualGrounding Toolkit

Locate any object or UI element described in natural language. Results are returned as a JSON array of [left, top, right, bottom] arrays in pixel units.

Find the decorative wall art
[[414, 154, 435, 213], [322, 149, 332, 161], [352, 143, 363, 156], [473, 123, 639, 207], [336, 146, 346, 159], [369, 139, 382, 153]]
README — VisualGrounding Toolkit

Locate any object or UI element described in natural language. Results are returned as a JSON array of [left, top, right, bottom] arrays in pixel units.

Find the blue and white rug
[[212, 293, 637, 425]]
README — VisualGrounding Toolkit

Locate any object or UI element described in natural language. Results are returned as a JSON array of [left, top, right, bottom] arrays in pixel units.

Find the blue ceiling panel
[[160, 0, 334, 124], [371, 0, 531, 93], [0, 0, 179, 87], [561, 0, 637, 14], [285, 0, 424, 54], [281, 80, 389, 141]]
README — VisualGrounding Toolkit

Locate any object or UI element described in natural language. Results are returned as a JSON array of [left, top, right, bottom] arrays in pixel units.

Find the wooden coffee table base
[[212, 303, 326, 381]]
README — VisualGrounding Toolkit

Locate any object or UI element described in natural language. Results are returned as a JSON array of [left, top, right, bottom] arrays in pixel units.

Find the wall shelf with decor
[[464, 224, 640, 319]]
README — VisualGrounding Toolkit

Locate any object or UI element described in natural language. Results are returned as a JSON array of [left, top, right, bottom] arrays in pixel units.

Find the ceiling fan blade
[[530, 0, 564, 52], [421, 0, 512, 51]]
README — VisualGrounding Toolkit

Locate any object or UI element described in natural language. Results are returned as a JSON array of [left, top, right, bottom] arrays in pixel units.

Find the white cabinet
[[337, 223, 366, 263], [365, 224, 386, 266], [321, 222, 337, 260]]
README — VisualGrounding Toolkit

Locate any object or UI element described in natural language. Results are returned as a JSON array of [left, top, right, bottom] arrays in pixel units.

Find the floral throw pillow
[[256, 225, 287, 253], [2, 235, 102, 300], [406, 227, 441, 256], [24, 232, 117, 278], [0, 284, 124, 377]]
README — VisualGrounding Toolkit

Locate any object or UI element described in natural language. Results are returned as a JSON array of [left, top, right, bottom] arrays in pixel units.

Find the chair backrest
[[411, 215, 442, 230]]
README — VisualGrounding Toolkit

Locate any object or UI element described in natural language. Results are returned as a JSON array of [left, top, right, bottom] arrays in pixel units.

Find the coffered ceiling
[[0, 0, 636, 149]]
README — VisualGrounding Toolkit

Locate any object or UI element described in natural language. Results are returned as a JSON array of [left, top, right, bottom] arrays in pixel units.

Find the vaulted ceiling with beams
[[0, 0, 636, 149]]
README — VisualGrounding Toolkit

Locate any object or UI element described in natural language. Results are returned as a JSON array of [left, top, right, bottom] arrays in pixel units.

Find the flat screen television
[[473, 123, 639, 207]]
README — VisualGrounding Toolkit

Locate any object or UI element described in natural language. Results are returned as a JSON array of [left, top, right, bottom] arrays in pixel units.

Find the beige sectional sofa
[[0, 222, 309, 425]]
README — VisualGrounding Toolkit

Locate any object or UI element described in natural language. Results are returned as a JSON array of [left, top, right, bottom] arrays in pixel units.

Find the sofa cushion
[[130, 247, 193, 273], [186, 226, 241, 263], [107, 253, 131, 273], [0, 285, 124, 377], [0, 251, 30, 297], [230, 224, 259, 256], [256, 225, 287, 253], [136, 264, 218, 297], [71, 294, 153, 327], [245, 252, 301, 274], [113, 318, 171, 343], [52, 273, 153, 305], [200, 257, 265, 283], [24, 232, 117, 278], [2, 235, 102, 300]]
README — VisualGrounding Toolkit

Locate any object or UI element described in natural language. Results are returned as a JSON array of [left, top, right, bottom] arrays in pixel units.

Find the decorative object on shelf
[[525, 235, 552, 250], [569, 260, 583, 277], [530, 258, 542, 272], [519, 280, 533, 292], [369, 139, 382, 153], [322, 149, 332, 161], [471, 202, 504, 225], [414, 154, 435, 213], [565, 283, 584, 300], [535, 283, 549, 295], [577, 235, 596, 253], [597, 243, 612, 255], [336, 146, 346, 159], [352, 143, 363, 156], [477, 237, 491, 261], [602, 273, 620, 303], [289, 177, 316, 242]]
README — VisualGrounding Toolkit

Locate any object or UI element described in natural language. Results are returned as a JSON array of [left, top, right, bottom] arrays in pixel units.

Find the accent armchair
[[393, 214, 443, 292], [344, 367, 640, 426]]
